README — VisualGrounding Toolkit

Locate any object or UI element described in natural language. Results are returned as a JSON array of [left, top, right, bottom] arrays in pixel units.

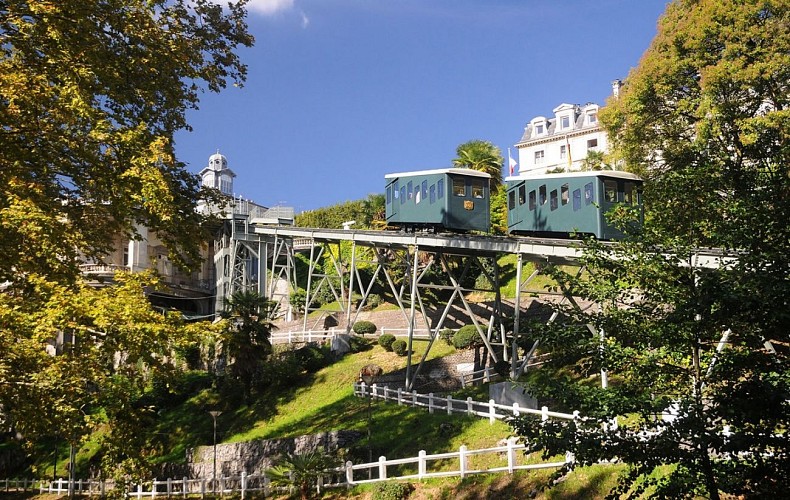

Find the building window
[[587, 138, 598, 149], [588, 112, 597, 124], [561, 183, 569, 205], [453, 178, 466, 196], [535, 124, 544, 135], [561, 115, 570, 129], [534, 150, 545, 164], [560, 144, 567, 160]]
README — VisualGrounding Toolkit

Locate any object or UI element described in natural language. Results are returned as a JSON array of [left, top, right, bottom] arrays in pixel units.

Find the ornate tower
[[199, 151, 236, 195]]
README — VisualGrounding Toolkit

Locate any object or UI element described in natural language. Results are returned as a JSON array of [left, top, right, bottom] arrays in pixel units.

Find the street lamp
[[208, 410, 222, 493], [358, 364, 382, 477]]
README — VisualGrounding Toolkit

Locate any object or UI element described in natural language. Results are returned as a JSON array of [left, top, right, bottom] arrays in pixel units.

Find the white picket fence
[[338, 437, 573, 486], [270, 327, 433, 345], [24, 439, 572, 497], [36, 474, 283, 498], [354, 382, 579, 423]]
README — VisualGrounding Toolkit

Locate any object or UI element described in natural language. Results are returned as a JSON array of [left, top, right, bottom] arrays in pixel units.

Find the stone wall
[[163, 430, 362, 479]]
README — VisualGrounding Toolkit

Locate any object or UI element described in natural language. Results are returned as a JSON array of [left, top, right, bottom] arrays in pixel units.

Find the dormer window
[[535, 124, 544, 135], [588, 112, 597, 124], [561, 115, 570, 129]]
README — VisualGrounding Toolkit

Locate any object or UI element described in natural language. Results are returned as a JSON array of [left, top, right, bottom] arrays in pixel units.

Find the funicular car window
[[561, 183, 569, 205], [518, 185, 526, 205], [529, 190, 536, 211], [400, 186, 406, 204], [430, 185, 436, 204], [508, 190, 516, 210], [584, 182, 593, 205], [604, 180, 617, 202], [407, 181, 413, 200], [539, 185, 547, 205], [471, 179, 484, 198], [422, 180, 428, 200], [573, 189, 581, 211], [453, 177, 466, 196], [437, 179, 444, 198], [624, 182, 636, 205], [550, 189, 558, 211], [386, 186, 391, 205]]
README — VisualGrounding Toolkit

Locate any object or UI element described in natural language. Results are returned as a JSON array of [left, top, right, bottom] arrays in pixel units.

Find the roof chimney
[[612, 79, 622, 99]]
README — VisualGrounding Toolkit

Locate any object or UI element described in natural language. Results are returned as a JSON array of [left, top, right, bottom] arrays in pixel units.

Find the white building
[[514, 81, 622, 176]]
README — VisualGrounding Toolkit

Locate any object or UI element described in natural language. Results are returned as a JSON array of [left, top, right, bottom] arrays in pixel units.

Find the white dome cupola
[[199, 150, 236, 196]]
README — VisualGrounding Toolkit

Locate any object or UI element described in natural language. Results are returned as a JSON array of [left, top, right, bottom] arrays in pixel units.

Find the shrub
[[348, 335, 373, 353], [366, 293, 382, 310], [372, 481, 413, 500], [452, 325, 481, 350], [352, 320, 377, 336], [391, 339, 408, 356], [295, 344, 330, 373], [439, 328, 455, 346], [378, 333, 396, 351]]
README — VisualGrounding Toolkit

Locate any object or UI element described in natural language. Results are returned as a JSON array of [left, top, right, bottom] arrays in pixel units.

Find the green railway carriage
[[385, 168, 491, 232], [506, 171, 643, 240]]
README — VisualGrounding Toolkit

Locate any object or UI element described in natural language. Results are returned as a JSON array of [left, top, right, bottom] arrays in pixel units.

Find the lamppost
[[358, 364, 382, 478], [208, 410, 222, 493]]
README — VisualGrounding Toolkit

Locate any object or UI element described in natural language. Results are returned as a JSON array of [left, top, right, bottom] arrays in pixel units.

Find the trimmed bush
[[452, 325, 481, 350], [391, 339, 408, 356], [352, 320, 377, 336], [439, 328, 455, 346], [295, 344, 330, 373], [372, 481, 413, 500], [378, 333, 396, 352]]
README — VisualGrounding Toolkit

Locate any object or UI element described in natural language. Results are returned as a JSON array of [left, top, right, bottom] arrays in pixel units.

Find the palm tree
[[220, 290, 278, 399], [267, 451, 337, 499], [452, 139, 504, 193]]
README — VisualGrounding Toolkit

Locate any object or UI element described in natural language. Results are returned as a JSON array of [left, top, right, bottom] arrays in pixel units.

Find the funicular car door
[[506, 179, 526, 232]]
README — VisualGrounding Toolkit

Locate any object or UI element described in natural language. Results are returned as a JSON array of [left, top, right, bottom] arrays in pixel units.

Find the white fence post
[[541, 406, 549, 422], [182, 477, 188, 497], [467, 397, 473, 416], [459, 445, 467, 479], [446, 395, 453, 415], [397, 387, 403, 405], [241, 472, 246, 500], [428, 393, 434, 414], [378, 456, 387, 480], [507, 437, 516, 474], [418, 451, 427, 479], [345, 460, 354, 485], [512, 402, 520, 417], [489, 399, 497, 424]]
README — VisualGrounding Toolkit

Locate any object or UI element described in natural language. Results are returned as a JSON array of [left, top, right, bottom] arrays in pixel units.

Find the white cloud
[[245, 0, 294, 16]]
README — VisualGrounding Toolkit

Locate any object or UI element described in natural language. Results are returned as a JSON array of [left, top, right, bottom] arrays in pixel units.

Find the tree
[[510, 1, 790, 498], [219, 290, 277, 399], [0, 0, 253, 482], [0, 0, 253, 283], [452, 139, 504, 194]]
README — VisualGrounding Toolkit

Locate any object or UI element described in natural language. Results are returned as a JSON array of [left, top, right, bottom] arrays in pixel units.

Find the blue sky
[[175, 0, 670, 214]]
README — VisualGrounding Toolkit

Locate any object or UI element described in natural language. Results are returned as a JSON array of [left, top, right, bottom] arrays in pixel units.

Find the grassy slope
[[182, 338, 621, 499]]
